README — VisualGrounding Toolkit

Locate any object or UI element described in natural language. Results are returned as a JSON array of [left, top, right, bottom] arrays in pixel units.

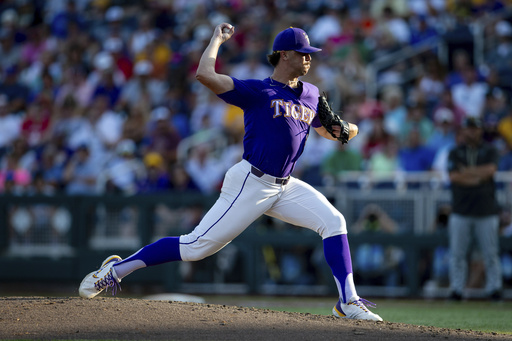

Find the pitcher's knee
[[179, 239, 226, 262], [320, 213, 347, 238]]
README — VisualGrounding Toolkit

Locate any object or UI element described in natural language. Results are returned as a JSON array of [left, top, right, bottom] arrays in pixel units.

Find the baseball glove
[[317, 93, 350, 144]]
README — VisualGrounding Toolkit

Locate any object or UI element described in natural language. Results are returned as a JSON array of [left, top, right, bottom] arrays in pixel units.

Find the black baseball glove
[[317, 93, 350, 144]]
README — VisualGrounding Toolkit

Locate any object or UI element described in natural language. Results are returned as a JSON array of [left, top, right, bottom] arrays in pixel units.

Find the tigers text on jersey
[[218, 77, 322, 178]]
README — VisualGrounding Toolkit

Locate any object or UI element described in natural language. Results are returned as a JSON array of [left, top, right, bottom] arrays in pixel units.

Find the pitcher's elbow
[[195, 72, 211, 87], [195, 72, 204, 82]]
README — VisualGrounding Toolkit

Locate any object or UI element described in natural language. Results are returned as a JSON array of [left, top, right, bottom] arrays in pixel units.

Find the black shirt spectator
[[447, 117, 500, 216]]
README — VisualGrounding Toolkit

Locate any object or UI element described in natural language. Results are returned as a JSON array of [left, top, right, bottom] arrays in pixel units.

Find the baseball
[[223, 27, 231, 34]]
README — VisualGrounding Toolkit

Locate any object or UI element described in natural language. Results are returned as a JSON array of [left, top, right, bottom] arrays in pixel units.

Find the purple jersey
[[218, 77, 322, 178]]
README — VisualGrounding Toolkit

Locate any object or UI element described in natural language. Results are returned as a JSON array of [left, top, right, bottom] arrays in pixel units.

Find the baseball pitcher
[[79, 23, 382, 321]]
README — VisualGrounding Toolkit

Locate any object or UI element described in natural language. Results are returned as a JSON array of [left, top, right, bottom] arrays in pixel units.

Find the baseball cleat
[[79, 255, 122, 299], [332, 297, 383, 321]]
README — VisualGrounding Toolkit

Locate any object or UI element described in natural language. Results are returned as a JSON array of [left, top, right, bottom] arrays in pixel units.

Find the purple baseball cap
[[272, 27, 322, 53]]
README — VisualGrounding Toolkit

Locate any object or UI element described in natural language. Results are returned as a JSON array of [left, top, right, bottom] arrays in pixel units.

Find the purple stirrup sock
[[117, 236, 182, 267], [323, 234, 355, 303]]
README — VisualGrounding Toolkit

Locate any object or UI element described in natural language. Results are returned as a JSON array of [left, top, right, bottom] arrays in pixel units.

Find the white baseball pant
[[178, 159, 347, 261]]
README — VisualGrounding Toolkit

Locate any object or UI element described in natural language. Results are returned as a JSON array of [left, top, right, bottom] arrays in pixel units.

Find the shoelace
[[94, 269, 121, 296], [349, 298, 377, 312], [359, 298, 377, 308]]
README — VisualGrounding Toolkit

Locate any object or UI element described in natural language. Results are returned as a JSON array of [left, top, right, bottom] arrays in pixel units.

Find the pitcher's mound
[[0, 296, 508, 340]]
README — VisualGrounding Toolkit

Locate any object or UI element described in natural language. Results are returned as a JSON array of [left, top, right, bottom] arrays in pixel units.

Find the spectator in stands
[[0, 7, 25, 41], [51, 96, 91, 154], [55, 66, 93, 109], [485, 20, 512, 81], [0, 28, 22, 73], [129, 12, 158, 56], [63, 144, 99, 195], [0, 65, 29, 113], [485, 63, 510, 100], [451, 66, 488, 118], [4, 136, 37, 175], [101, 139, 146, 195], [87, 51, 126, 93], [91, 94, 125, 153], [28, 170, 55, 196], [142, 32, 173, 80], [497, 105, 512, 150], [409, 14, 439, 46], [399, 128, 436, 172], [321, 142, 363, 184], [371, 26, 402, 62], [49, 0, 85, 40], [367, 136, 401, 188], [91, 65, 122, 109], [122, 104, 149, 149], [143, 106, 181, 166], [381, 85, 407, 137], [20, 100, 51, 148], [190, 91, 228, 134], [0, 94, 22, 154], [21, 24, 54, 66], [473, 0, 506, 16], [136, 152, 170, 194], [0, 152, 31, 194], [375, 6, 411, 47], [184, 143, 224, 195], [103, 37, 133, 80], [150, 105, 188, 141], [35, 142, 66, 192], [162, 87, 192, 139], [352, 203, 404, 286], [361, 107, 392, 160], [169, 163, 201, 193], [431, 90, 465, 127], [308, 5, 343, 47], [481, 86, 509, 144], [90, 5, 131, 44], [335, 47, 368, 102], [447, 117, 502, 301], [498, 144, 512, 171], [416, 55, 446, 116], [119, 60, 167, 109], [294, 128, 337, 186], [426, 108, 457, 154], [445, 49, 480, 89], [25, 65, 59, 107], [398, 102, 434, 146], [230, 52, 273, 81]]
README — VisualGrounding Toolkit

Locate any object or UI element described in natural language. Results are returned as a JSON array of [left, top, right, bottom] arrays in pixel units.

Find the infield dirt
[[1, 296, 510, 340]]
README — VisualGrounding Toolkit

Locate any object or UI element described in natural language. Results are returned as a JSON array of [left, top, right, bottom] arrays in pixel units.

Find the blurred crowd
[[1, 0, 512, 197]]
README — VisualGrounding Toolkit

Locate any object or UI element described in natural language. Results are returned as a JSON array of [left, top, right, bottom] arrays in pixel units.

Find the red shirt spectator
[[21, 102, 50, 147]]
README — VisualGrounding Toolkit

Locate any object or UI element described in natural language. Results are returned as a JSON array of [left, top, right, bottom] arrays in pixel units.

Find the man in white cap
[[118, 60, 167, 108]]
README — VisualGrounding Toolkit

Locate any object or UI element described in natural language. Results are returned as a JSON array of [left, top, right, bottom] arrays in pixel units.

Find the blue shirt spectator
[[399, 129, 436, 172], [49, 1, 85, 39], [63, 145, 99, 195]]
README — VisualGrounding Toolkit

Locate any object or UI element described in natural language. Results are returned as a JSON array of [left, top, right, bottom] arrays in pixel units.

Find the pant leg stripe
[[180, 172, 251, 245]]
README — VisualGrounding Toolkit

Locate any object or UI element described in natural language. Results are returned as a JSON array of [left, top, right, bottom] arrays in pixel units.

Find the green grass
[[257, 299, 512, 334]]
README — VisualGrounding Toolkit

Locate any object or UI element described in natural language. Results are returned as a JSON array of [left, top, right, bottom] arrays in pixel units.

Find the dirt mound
[[0, 297, 508, 340]]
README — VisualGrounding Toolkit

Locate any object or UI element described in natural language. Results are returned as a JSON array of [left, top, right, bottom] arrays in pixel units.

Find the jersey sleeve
[[217, 77, 261, 110], [310, 114, 322, 128]]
